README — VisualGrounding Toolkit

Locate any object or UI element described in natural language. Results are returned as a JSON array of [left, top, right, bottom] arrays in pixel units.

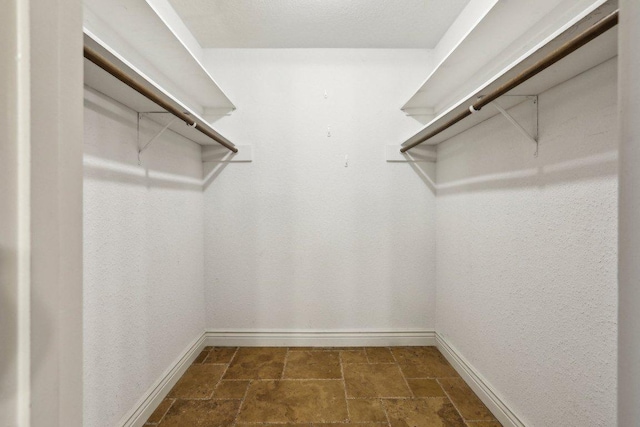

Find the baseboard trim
[[204, 329, 436, 347], [436, 333, 525, 427], [119, 332, 207, 427]]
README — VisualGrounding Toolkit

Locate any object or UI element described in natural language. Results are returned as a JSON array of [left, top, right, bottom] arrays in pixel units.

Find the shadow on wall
[[425, 59, 618, 195], [435, 119, 617, 196], [398, 60, 618, 196], [83, 88, 230, 191], [408, 161, 437, 194], [202, 162, 230, 190]]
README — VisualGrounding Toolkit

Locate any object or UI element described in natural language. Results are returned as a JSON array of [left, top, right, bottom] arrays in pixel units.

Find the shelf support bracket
[[137, 113, 179, 165], [490, 96, 539, 157]]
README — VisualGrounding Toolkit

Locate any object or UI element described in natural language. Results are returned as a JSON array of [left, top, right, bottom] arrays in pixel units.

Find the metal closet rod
[[401, 9, 619, 153], [83, 44, 238, 153]]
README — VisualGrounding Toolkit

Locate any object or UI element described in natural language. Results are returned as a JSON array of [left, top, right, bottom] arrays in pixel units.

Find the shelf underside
[[401, 2, 617, 147], [84, 33, 231, 147]]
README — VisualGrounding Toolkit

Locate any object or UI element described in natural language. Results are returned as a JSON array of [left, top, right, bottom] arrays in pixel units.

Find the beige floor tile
[[145, 398, 174, 424], [365, 347, 396, 363], [465, 422, 503, 427], [168, 364, 226, 399], [236, 423, 312, 427], [391, 347, 440, 364], [238, 425, 311, 427], [315, 424, 384, 427], [400, 363, 458, 378], [212, 380, 250, 399], [340, 350, 368, 364], [204, 347, 237, 364], [347, 399, 388, 423], [159, 399, 240, 427], [383, 398, 465, 427], [407, 379, 446, 397], [324, 347, 362, 350], [284, 350, 341, 379], [237, 380, 348, 423], [343, 364, 411, 398], [193, 350, 209, 364], [289, 347, 327, 351], [224, 348, 287, 379], [393, 347, 458, 378], [288, 347, 358, 351], [152, 347, 497, 426], [438, 378, 495, 421]]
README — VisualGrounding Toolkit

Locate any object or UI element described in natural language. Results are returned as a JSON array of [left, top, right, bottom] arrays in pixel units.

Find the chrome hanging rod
[[83, 44, 238, 153]]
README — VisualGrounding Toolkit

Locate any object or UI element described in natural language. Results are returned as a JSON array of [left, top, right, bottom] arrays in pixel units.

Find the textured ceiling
[[167, 0, 470, 48]]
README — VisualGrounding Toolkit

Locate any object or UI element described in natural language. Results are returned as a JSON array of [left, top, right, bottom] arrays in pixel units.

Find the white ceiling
[[167, 0, 470, 48]]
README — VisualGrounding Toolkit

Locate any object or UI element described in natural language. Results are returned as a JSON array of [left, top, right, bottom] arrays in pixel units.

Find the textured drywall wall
[[201, 49, 436, 332], [618, 0, 640, 423], [435, 58, 618, 426], [83, 88, 206, 427]]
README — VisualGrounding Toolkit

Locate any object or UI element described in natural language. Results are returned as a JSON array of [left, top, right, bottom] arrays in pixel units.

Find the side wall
[[83, 88, 206, 427], [435, 59, 618, 426], [201, 49, 437, 333]]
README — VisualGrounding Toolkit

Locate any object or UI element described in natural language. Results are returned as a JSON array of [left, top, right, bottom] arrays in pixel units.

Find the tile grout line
[[231, 378, 253, 427], [200, 346, 213, 364], [339, 351, 352, 423], [230, 347, 252, 427], [206, 347, 240, 400], [436, 378, 471, 424], [148, 346, 213, 424], [364, 347, 372, 364], [379, 397, 392, 427], [147, 397, 175, 426], [281, 348, 290, 380], [389, 348, 414, 399]]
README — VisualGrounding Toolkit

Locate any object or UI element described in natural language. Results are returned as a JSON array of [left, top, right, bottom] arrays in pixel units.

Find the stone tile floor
[[145, 347, 502, 427]]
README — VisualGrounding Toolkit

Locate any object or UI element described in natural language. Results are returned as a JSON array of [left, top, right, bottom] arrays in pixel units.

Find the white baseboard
[[118, 332, 207, 427], [436, 332, 525, 427], [204, 329, 436, 347]]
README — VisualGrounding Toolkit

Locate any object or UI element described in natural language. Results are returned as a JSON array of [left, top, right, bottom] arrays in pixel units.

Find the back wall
[[201, 49, 436, 333]]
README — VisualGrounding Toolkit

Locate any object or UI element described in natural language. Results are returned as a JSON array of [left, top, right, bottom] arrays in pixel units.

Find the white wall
[[618, 0, 640, 424], [201, 49, 436, 332], [83, 88, 206, 427], [435, 58, 618, 426]]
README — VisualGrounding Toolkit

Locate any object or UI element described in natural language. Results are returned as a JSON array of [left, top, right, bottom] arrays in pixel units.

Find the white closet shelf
[[84, 0, 234, 114], [402, 0, 612, 115], [400, 1, 617, 149], [84, 31, 236, 149]]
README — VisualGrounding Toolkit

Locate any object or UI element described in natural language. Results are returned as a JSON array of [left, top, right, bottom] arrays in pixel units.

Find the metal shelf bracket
[[137, 112, 179, 165], [491, 96, 539, 157]]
